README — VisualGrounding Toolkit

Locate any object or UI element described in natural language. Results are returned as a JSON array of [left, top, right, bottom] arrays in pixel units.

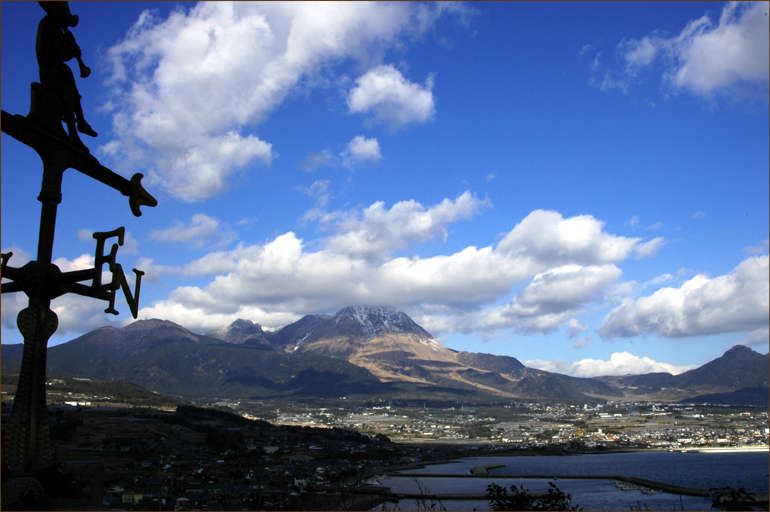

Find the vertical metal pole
[[4, 161, 65, 474]]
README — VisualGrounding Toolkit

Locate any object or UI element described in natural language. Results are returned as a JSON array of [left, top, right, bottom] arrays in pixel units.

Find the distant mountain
[[2, 319, 388, 399], [678, 387, 770, 407], [1, 343, 24, 369], [205, 318, 272, 349], [454, 351, 526, 374], [199, 307, 767, 403], [2, 307, 767, 405], [672, 345, 769, 392], [597, 345, 770, 402]]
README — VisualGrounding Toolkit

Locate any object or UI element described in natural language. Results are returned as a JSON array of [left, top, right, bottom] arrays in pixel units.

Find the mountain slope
[[595, 345, 769, 402], [205, 318, 272, 349], [3, 308, 766, 404], [253, 307, 623, 400], [672, 345, 769, 392], [32, 320, 389, 399]]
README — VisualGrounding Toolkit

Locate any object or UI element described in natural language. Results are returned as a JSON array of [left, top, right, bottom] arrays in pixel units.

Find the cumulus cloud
[[321, 190, 491, 261], [1, 292, 28, 334], [599, 255, 769, 339], [663, 1, 769, 99], [340, 136, 382, 169], [590, 1, 769, 102], [497, 210, 644, 271], [133, 201, 658, 335], [500, 264, 622, 334], [347, 65, 435, 129], [527, 351, 696, 378], [1, 202, 670, 340], [0, 245, 32, 267], [567, 318, 589, 338], [149, 213, 236, 249], [102, 2, 459, 201]]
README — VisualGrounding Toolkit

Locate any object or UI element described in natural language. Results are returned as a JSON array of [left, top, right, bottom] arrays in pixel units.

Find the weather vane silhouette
[[1, 1, 158, 483]]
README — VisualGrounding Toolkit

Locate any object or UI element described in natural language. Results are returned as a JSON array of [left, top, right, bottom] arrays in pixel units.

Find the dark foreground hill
[[2, 307, 767, 405]]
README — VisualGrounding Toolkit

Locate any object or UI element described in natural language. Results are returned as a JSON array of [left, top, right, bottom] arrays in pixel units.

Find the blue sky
[[2, 1, 768, 377]]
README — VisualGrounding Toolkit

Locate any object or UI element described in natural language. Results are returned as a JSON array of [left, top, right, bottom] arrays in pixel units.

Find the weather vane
[[0, 1, 157, 480]]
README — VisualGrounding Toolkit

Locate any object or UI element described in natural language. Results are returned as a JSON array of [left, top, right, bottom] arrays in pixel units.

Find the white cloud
[[340, 136, 382, 169], [571, 336, 590, 349], [134, 201, 657, 336], [2, 292, 112, 337], [299, 179, 332, 205], [2, 202, 673, 340], [347, 65, 435, 129], [624, 35, 660, 71], [103, 2, 459, 201], [149, 214, 236, 249], [745, 239, 769, 255], [300, 150, 336, 171], [664, 1, 769, 99], [500, 264, 622, 334], [634, 237, 666, 259], [567, 318, 589, 338], [1, 292, 28, 333], [0, 245, 32, 267], [744, 327, 769, 349], [53, 253, 95, 272], [593, 2, 769, 102], [298, 179, 334, 224], [527, 351, 696, 377], [497, 210, 644, 271], [321, 190, 491, 261], [0, 252, 134, 338], [599, 255, 769, 339]]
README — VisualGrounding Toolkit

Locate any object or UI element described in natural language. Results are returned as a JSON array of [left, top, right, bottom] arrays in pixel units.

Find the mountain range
[[2, 306, 767, 405]]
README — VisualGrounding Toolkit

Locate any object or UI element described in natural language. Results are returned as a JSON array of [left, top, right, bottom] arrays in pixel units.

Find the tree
[[487, 482, 581, 511], [710, 486, 757, 511]]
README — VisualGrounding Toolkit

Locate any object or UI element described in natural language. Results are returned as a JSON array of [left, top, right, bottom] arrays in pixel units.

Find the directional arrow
[[1, 109, 157, 216]]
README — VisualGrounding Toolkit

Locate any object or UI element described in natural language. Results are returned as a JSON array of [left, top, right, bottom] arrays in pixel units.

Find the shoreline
[[673, 446, 769, 453], [374, 445, 770, 475], [368, 447, 769, 496]]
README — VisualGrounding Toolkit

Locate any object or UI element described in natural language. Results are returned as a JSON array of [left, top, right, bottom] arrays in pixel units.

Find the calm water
[[377, 451, 769, 511]]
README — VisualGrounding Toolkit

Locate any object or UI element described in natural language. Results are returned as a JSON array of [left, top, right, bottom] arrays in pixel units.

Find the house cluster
[[487, 402, 769, 451], [39, 406, 470, 511], [222, 399, 770, 451]]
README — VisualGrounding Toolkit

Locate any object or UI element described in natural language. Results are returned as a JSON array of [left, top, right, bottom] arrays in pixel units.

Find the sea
[[375, 451, 769, 511]]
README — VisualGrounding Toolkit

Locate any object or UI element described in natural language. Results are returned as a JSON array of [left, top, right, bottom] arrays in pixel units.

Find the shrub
[[487, 481, 581, 511]]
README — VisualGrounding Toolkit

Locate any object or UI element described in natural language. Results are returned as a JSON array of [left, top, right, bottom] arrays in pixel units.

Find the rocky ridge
[[2, 306, 767, 404]]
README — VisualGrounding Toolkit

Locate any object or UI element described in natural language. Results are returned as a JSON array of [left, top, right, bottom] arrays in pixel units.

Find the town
[[2, 377, 767, 510]]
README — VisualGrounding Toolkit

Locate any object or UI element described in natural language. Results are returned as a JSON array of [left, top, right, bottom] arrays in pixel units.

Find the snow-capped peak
[[333, 305, 430, 339]]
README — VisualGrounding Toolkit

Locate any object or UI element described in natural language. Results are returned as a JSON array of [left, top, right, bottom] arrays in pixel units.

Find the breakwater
[[380, 471, 711, 497], [370, 452, 769, 510]]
